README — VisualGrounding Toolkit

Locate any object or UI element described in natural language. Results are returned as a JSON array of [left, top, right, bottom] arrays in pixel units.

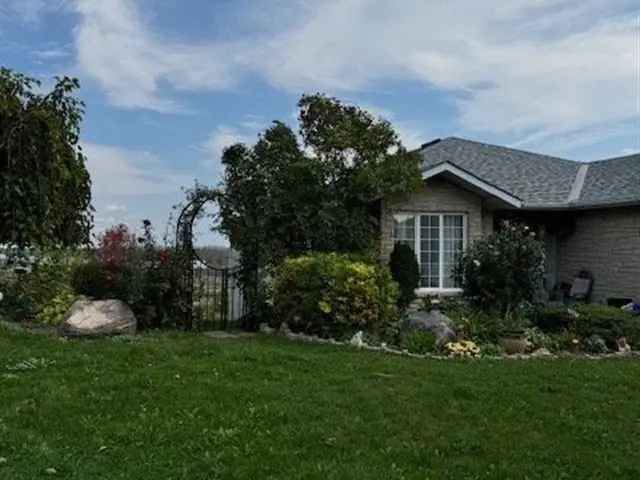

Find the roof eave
[[421, 161, 523, 208]]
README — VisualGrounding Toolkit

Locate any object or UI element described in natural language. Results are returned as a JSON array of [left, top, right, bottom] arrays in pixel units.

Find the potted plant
[[499, 309, 530, 354]]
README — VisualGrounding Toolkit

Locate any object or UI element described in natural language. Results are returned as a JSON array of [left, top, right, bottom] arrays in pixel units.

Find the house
[[380, 137, 640, 303]]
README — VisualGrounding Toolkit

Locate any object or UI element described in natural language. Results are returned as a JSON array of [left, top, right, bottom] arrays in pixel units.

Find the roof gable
[[418, 137, 640, 209]]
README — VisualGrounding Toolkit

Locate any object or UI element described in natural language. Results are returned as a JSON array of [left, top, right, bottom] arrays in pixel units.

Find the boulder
[[58, 300, 137, 337], [403, 309, 456, 347]]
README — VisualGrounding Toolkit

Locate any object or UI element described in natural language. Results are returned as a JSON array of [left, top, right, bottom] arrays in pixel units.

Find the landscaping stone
[[204, 330, 255, 339], [403, 309, 456, 347], [616, 337, 631, 353], [350, 331, 365, 348], [259, 323, 276, 335], [58, 300, 137, 337], [531, 348, 552, 358]]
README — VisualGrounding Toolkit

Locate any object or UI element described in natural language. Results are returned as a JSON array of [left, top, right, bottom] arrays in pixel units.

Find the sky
[[1, 0, 639, 245]]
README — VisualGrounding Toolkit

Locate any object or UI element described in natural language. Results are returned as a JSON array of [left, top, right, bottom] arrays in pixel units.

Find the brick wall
[[380, 177, 492, 262], [558, 207, 640, 302]]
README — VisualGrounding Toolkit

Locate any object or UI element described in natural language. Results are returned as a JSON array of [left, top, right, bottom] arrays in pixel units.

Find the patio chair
[[565, 270, 593, 304]]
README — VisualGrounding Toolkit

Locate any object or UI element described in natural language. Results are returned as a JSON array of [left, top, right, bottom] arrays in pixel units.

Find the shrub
[[524, 327, 563, 352], [441, 300, 504, 344], [401, 330, 437, 354], [271, 252, 399, 337], [454, 221, 545, 314], [388, 243, 420, 310], [34, 290, 82, 326], [572, 304, 639, 348], [70, 222, 185, 328], [0, 248, 85, 323], [583, 334, 608, 354], [479, 342, 505, 357], [71, 260, 140, 304], [532, 306, 576, 332]]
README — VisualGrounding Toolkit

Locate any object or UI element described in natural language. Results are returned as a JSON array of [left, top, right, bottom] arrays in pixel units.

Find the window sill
[[415, 288, 462, 297]]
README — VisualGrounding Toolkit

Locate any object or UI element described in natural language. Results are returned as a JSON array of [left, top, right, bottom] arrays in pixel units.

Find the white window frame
[[393, 212, 467, 295]]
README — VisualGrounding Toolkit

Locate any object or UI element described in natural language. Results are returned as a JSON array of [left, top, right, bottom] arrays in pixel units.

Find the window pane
[[443, 215, 464, 288], [392, 215, 415, 251], [419, 215, 440, 288]]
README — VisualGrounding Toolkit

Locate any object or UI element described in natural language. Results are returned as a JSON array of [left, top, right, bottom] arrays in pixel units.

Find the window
[[392, 214, 415, 250], [392, 213, 466, 290]]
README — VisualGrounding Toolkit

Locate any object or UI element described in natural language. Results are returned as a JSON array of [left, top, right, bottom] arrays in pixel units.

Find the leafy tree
[[0, 68, 93, 247], [219, 94, 422, 287]]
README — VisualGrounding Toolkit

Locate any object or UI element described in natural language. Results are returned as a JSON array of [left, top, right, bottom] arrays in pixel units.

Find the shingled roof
[[418, 137, 640, 209]]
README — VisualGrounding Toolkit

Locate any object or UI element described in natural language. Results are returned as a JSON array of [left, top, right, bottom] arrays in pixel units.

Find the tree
[[0, 68, 93, 247], [219, 93, 422, 285]]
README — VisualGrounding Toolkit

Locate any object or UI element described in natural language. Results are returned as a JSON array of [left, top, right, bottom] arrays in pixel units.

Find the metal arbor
[[174, 189, 246, 330]]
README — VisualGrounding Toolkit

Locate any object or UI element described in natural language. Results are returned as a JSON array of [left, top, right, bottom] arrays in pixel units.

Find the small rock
[[45, 467, 57, 475], [278, 322, 291, 335], [616, 337, 631, 353], [350, 331, 365, 348], [531, 348, 552, 358], [258, 323, 275, 335]]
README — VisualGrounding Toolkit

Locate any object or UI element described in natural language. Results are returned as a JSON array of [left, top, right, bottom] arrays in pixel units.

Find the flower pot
[[500, 333, 528, 355]]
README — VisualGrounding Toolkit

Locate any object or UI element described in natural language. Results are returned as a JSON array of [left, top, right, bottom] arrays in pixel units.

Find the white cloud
[[83, 142, 193, 196], [72, 0, 244, 112], [33, 47, 70, 60], [254, 0, 638, 147], [105, 204, 127, 213], [71, 0, 638, 149]]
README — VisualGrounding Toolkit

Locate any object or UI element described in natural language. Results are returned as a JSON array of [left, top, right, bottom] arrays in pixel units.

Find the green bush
[[573, 304, 639, 348], [454, 222, 545, 313], [71, 260, 141, 304], [436, 298, 504, 344], [271, 253, 399, 337], [583, 334, 608, 354], [0, 248, 86, 323], [401, 330, 437, 354], [34, 290, 82, 326], [388, 243, 419, 310], [532, 306, 576, 332], [524, 327, 563, 352]]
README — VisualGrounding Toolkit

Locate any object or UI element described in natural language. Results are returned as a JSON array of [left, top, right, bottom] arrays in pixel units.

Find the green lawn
[[1, 327, 639, 480]]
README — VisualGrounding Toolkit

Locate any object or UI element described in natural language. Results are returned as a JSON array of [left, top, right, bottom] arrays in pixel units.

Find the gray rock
[[259, 323, 276, 335], [530, 348, 552, 358], [58, 300, 137, 337], [350, 331, 365, 348], [403, 309, 456, 347]]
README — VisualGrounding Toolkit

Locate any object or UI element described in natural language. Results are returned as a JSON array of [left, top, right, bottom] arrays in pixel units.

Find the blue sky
[[1, 0, 639, 245]]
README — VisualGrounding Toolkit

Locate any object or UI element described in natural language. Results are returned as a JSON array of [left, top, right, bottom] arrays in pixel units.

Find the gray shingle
[[418, 137, 640, 208], [579, 154, 640, 207]]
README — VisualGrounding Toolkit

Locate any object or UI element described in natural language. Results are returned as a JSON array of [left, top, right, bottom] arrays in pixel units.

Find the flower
[[473, 259, 481, 267]]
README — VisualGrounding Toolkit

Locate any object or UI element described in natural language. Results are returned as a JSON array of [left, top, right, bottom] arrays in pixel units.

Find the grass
[[1, 327, 640, 479]]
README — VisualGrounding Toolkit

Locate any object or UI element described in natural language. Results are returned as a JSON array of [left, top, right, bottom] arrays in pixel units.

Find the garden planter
[[500, 333, 528, 355]]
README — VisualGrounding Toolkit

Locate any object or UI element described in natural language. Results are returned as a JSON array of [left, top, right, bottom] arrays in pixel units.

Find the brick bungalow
[[380, 137, 640, 303]]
